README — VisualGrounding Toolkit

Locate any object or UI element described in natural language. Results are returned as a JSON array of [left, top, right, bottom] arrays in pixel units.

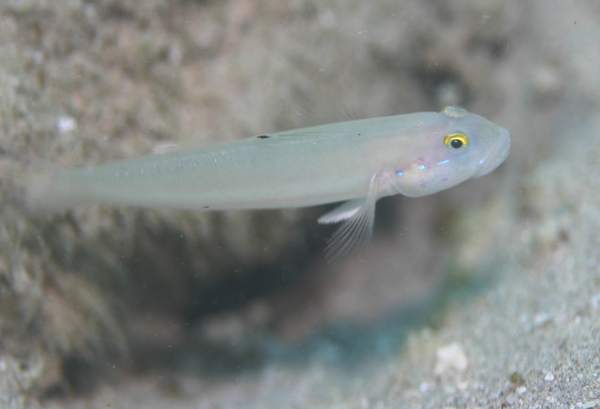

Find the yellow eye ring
[[444, 133, 469, 149]]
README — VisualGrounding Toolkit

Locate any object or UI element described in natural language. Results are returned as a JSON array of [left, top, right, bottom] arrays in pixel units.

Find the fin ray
[[323, 172, 381, 261], [318, 198, 366, 224]]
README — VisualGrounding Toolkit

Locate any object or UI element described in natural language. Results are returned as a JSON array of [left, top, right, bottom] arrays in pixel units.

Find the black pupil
[[450, 139, 463, 149]]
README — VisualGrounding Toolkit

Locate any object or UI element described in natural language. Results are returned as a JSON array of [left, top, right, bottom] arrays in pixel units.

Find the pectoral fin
[[320, 172, 381, 261], [317, 198, 366, 224]]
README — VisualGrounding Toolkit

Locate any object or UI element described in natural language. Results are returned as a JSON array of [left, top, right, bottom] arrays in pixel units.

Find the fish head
[[387, 106, 511, 197]]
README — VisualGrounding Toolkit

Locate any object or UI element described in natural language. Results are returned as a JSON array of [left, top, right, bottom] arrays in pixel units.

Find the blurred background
[[0, 1, 598, 408]]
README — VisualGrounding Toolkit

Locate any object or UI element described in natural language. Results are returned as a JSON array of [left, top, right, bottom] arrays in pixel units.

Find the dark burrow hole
[[43, 203, 407, 398]]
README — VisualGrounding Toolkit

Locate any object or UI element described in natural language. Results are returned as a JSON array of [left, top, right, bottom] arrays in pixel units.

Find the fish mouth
[[474, 126, 511, 178]]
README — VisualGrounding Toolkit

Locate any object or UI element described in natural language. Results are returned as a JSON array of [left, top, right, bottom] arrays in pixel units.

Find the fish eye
[[444, 133, 469, 149]]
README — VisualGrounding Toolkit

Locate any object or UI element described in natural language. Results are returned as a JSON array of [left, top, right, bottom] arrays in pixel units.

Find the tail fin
[[25, 165, 89, 212], [0, 158, 86, 213]]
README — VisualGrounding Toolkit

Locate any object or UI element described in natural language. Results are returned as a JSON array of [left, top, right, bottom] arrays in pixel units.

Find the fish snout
[[474, 126, 511, 178]]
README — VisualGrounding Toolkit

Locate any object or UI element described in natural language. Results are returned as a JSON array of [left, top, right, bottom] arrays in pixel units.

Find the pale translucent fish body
[[31, 106, 510, 259]]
